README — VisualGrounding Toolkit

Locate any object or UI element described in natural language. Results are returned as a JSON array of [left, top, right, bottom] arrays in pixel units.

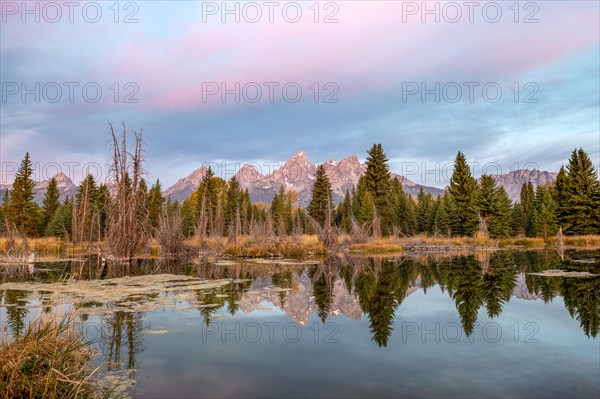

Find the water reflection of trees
[[337, 251, 598, 345], [1, 251, 597, 350], [308, 257, 338, 323], [100, 311, 146, 377], [2, 289, 28, 336], [521, 251, 600, 338]]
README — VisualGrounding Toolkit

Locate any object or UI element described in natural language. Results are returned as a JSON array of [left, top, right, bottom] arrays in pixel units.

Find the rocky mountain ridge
[[164, 150, 445, 206]]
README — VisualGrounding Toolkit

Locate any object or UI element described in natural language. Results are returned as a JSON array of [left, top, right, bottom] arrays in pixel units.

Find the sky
[[1, 0, 599, 189]]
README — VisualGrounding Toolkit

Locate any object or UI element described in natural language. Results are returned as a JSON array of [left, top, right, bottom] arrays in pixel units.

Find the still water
[[1, 251, 599, 398]]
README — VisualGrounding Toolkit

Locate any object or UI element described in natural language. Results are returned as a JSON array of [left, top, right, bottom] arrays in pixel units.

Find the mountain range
[[164, 150, 444, 207], [163, 150, 556, 206], [0, 172, 78, 204], [0, 151, 558, 206]]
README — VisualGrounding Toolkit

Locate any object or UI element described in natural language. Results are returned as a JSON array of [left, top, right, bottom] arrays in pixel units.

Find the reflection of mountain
[[512, 273, 541, 300], [238, 274, 361, 326], [237, 268, 548, 328]]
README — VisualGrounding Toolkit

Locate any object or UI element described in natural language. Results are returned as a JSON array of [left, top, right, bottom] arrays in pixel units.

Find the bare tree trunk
[[106, 122, 150, 259]]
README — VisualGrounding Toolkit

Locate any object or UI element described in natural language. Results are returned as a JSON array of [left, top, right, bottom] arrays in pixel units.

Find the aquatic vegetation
[[0, 313, 129, 399], [0, 274, 246, 315]]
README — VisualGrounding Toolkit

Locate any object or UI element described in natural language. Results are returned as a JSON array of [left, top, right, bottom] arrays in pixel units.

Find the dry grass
[[348, 235, 490, 253], [184, 234, 325, 257], [497, 235, 600, 249], [222, 235, 326, 257], [2, 234, 599, 258], [189, 233, 600, 255], [0, 313, 109, 399], [562, 235, 600, 247], [348, 236, 404, 253], [498, 237, 547, 248], [0, 237, 64, 253]]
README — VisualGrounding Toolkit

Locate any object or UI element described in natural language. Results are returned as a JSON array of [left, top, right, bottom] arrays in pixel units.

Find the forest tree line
[[1, 144, 599, 243]]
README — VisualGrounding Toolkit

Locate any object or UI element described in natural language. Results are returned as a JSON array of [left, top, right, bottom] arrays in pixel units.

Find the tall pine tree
[[531, 185, 558, 239], [8, 153, 37, 236], [364, 144, 393, 235], [553, 166, 569, 229], [41, 177, 60, 233], [474, 175, 513, 238], [336, 190, 352, 233], [447, 151, 478, 236], [147, 179, 165, 232], [416, 187, 433, 234], [224, 176, 242, 234], [195, 167, 219, 235], [308, 164, 334, 227], [563, 148, 600, 235]]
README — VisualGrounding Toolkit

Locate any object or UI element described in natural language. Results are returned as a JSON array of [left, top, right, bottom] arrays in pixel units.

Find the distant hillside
[[490, 169, 557, 202], [0, 172, 78, 204]]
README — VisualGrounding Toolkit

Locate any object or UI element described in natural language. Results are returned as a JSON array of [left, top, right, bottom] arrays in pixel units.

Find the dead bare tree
[[157, 205, 186, 257], [227, 208, 242, 245], [555, 226, 565, 260], [72, 182, 100, 244], [350, 217, 368, 243], [106, 122, 150, 259], [310, 197, 339, 253], [293, 210, 303, 237], [475, 214, 490, 240], [371, 211, 382, 240]]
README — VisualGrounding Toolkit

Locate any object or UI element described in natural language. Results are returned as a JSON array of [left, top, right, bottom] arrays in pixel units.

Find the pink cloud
[[104, 1, 599, 111]]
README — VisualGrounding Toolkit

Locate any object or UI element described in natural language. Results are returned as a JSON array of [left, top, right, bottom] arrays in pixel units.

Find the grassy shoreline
[[1, 234, 600, 259], [0, 313, 129, 399]]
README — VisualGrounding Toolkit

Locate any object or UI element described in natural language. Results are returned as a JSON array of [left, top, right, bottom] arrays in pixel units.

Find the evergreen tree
[[0, 190, 8, 230], [271, 186, 284, 231], [195, 167, 219, 235], [180, 198, 196, 237], [554, 166, 569, 228], [240, 189, 253, 234], [390, 178, 416, 235], [531, 185, 558, 239], [511, 203, 525, 236], [489, 187, 513, 238], [8, 153, 37, 236], [563, 148, 600, 235], [474, 175, 513, 238], [475, 175, 496, 220], [307, 164, 334, 227], [447, 151, 478, 236], [96, 184, 110, 239], [224, 176, 241, 234], [41, 177, 60, 233], [431, 195, 452, 236], [45, 197, 73, 239], [352, 176, 368, 220], [364, 144, 393, 234], [358, 191, 375, 226], [73, 174, 99, 242], [523, 182, 536, 236], [147, 179, 164, 232], [416, 187, 433, 234], [283, 191, 297, 234], [389, 178, 405, 234], [337, 190, 353, 233]]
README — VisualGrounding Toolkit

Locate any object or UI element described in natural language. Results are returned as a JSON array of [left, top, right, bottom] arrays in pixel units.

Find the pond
[[1, 250, 599, 398]]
